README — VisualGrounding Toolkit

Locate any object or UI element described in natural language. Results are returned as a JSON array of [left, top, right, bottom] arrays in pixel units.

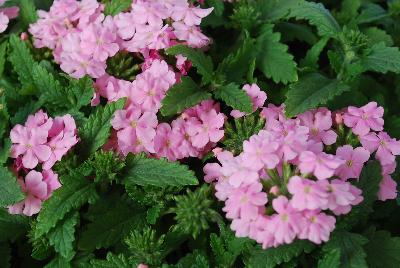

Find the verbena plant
[[1, 0, 400, 267]]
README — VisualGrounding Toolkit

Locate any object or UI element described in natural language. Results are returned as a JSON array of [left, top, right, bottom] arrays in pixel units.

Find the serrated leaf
[[337, 161, 381, 229], [78, 98, 125, 159], [364, 230, 400, 268], [300, 37, 330, 69], [0, 41, 7, 77], [166, 45, 214, 84], [323, 231, 368, 268], [34, 175, 99, 239], [90, 253, 133, 268], [31, 236, 52, 261], [67, 76, 94, 109], [361, 42, 400, 74], [217, 37, 257, 84], [255, 24, 298, 84], [363, 27, 393, 47], [8, 35, 36, 89], [289, 1, 340, 37], [123, 154, 198, 187], [20, 0, 38, 27], [285, 73, 350, 117], [0, 209, 29, 242], [44, 256, 71, 268], [246, 240, 315, 268], [356, 3, 388, 24], [318, 248, 341, 268], [257, 0, 301, 21], [103, 0, 131, 16], [213, 83, 253, 113], [0, 166, 25, 207], [161, 77, 212, 116], [79, 201, 146, 251], [0, 139, 11, 165], [0, 242, 11, 268], [48, 212, 79, 260], [146, 203, 164, 225]]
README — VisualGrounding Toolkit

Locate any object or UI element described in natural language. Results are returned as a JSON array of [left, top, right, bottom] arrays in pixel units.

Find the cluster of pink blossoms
[[0, 0, 19, 33], [29, 0, 212, 79], [8, 111, 78, 216], [204, 98, 399, 249]]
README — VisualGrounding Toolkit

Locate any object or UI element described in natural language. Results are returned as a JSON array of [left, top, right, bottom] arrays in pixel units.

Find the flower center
[[281, 214, 288, 221], [361, 114, 368, 120], [304, 186, 311, 194], [311, 128, 319, 135], [240, 195, 248, 203], [346, 160, 353, 167], [309, 216, 317, 223], [131, 120, 137, 128]]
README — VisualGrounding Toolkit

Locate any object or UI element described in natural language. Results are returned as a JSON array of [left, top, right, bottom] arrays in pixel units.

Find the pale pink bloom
[[71, 0, 100, 27], [343, 102, 384, 136], [287, 176, 328, 210], [171, 6, 213, 26], [124, 24, 164, 52], [331, 184, 363, 215], [186, 110, 225, 149], [215, 179, 235, 201], [360, 132, 400, 165], [261, 104, 285, 125], [299, 151, 344, 180], [94, 75, 126, 103], [0, 12, 9, 33], [114, 12, 138, 40], [378, 174, 397, 201], [111, 108, 158, 155], [222, 155, 259, 187], [172, 21, 210, 48], [335, 145, 370, 180], [231, 84, 267, 118], [267, 196, 303, 245], [176, 55, 192, 75], [170, 118, 200, 158], [10, 126, 51, 169], [60, 51, 106, 79], [25, 110, 53, 131], [203, 163, 222, 183], [251, 216, 276, 249], [80, 18, 119, 61], [242, 131, 279, 170], [231, 217, 254, 237], [298, 108, 337, 145], [8, 171, 49, 216], [182, 100, 220, 118], [223, 182, 267, 220], [382, 161, 397, 175], [299, 211, 336, 244], [131, 1, 169, 25], [323, 179, 363, 212], [154, 123, 183, 161], [42, 169, 61, 199], [138, 265, 149, 268]]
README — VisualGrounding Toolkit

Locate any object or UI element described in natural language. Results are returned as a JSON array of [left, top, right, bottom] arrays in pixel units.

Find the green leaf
[[0, 41, 7, 78], [217, 37, 257, 84], [0, 166, 25, 207], [284, 73, 350, 117], [257, 0, 301, 22], [0, 209, 29, 242], [8, 35, 36, 89], [255, 24, 298, 84], [146, 203, 164, 225], [300, 37, 330, 69], [363, 27, 394, 47], [318, 248, 341, 268], [356, 3, 388, 24], [32, 63, 63, 99], [90, 253, 133, 268], [48, 212, 79, 260], [79, 201, 146, 251], [213, 83, 253, 113], [246, 240, 315, 268], [166, 45, 214, 84], [34, 174, 99, 239], [123, 153, 198, 187], [322, 231, 368, 268], [0, 242, 11, 268], [103, 0, 131, 16], [361, 42, 400, 74], [20, 0, 38, 27], [44, 256, 71, 268], [364, 230, 400, 268], [160, 77, 212, 116], [78, 98, 125, 159], [289, 1, 340, 37], [337, 161, 381, 229], [0, 139, 11, 165], [67, 76, 95, 110]]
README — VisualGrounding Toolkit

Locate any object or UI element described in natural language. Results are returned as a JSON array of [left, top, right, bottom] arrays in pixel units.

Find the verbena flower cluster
[[29, 0, 212, 79], [0, 0, 19, 33], [8, 111, 78, 216], [204, 96, 399, 249]]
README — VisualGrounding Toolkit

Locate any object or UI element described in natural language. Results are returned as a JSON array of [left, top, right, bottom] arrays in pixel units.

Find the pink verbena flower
[[335, 145, 370, 180], [8, 170, 60, 216], [221, 155, 259, 188], [231, 84, 267, 118], [242, 130, 279, 170], [186, 109, 225, 149], [10, 125, 51, 169], [299, 151, 344, 180], [378, 174, 398, 201], [203, 162, 222, 183], [171, 6, 213, 26], [223, 182, 267, 220], [172, 21, 210, 48], [298, 210, 336, 244], [287, 176, 328, 210], [267, 196, 304, 245], [154, 123, 183, 161], [111, 108, 158, 155], [343, 102, 384, 136], [298, 108, 337, 145], [0, 2, 19, 33], [360, 132, 400, 166], [323, 179, 363, 213]]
